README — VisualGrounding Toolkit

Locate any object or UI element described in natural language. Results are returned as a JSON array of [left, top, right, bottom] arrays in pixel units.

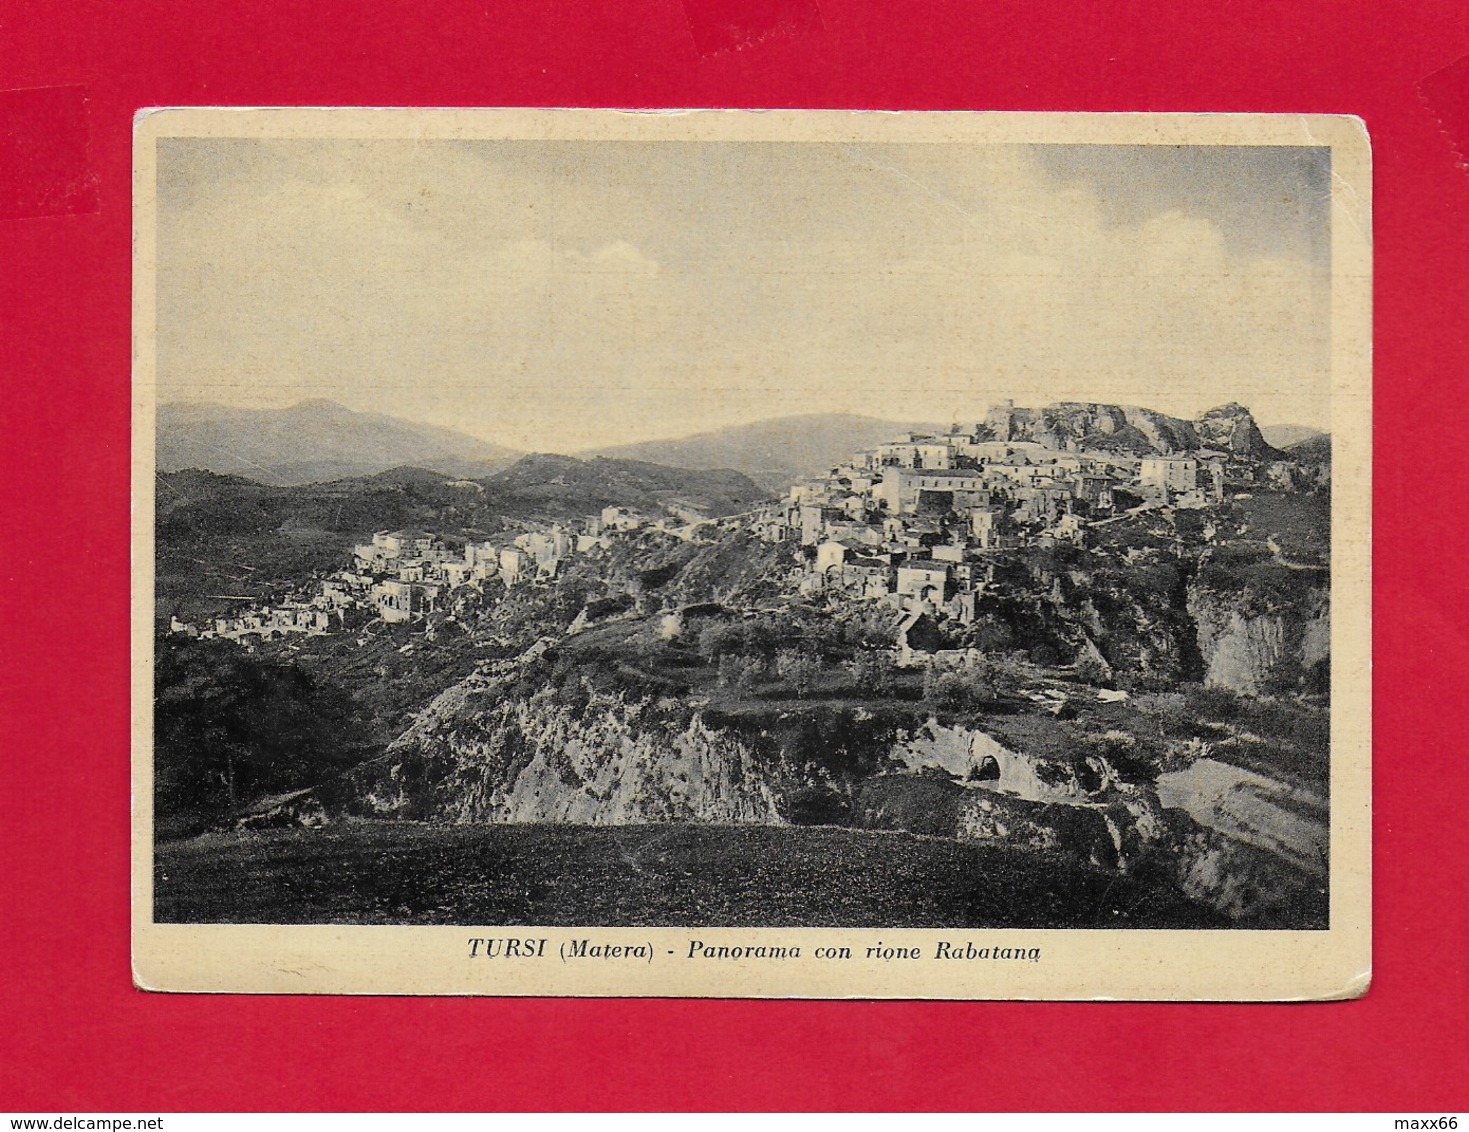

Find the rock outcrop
[[338, 680, 781, 826], [1168, 818, 1327, 926], [1195, 402, 1280, 458], [1187, 578, 1329, 696], [987, 401, 1277, 458], [1000, 402, 1199, 454], [309, 663, 1326, 927], [890, 718, 1092, 802]]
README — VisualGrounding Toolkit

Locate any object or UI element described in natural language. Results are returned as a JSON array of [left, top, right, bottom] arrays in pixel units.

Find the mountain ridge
[[580, 413, 942, 493], [159, 399, 1297, 493], [582, 402, 1284, 489], [1260, 424, 1328, 450], [157, 399, 523, 485]]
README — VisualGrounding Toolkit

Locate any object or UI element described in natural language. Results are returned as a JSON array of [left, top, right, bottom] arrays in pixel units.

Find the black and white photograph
[[132, 110, 1371, 998]]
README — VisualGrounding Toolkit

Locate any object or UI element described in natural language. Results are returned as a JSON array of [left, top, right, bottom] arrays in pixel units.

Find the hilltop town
[[169, 399, 1325, 672], [155, 399, 1333, 930]]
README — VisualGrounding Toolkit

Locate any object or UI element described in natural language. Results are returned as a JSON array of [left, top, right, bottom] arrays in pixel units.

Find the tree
[[922, 666, 999, 712], [697, 621, 747, 660], [775, 648, 823, 698], [717, 653, 767, 695], [153, 637, 372, 837], [848, 649, 895, 694]]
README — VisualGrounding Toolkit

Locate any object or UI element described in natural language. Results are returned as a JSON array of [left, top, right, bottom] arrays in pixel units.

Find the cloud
[[155, 138, 1333, 450], [566, 240, 661, 276]]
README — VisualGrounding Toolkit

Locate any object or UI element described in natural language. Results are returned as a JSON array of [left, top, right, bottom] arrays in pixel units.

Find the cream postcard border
[[131, 108, 1371, 1000]]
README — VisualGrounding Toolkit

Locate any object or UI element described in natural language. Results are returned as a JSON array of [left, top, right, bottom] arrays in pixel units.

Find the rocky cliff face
[[993, 401, 1276, 458], [1168, 818, 1327, 925], [1187, 578, 1329, 696], [875, 717, 1324, 925], [978, 554, 1203, 687], [1195, 402, 1279, 458], [1001, 402, 1199, 454], [891, 718, 1093, 803], [310, 678, 1324, 926], [881, 719, 1167, 868], [338, 679, 781, 825]]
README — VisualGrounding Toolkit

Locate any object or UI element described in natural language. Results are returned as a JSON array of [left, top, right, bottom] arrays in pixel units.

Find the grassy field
[[155, 821, 1224, 929]]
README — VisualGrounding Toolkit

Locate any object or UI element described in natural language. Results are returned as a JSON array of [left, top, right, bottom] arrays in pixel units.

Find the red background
[[2, 0, 1467, 1112]]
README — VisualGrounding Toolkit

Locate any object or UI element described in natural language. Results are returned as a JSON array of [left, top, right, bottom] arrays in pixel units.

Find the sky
[[154, 137, 1333, 451]]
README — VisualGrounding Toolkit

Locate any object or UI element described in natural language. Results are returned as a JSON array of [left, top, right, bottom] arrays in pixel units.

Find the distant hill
[[1260, 424, 1327, 450], [487, 454, 770, 520], [581, 414, 937, 493], [154, 455, 772, 621], [157, 399, 522, 484], [581, 405, 1285, 489], [158, 455, 768, 549]]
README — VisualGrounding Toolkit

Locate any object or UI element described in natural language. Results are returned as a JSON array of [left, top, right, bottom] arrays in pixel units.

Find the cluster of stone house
[[169, 506, 678, 644], [172, 605, 334, 645], [167, 404, 1305, 658], [754, 406, 1248, 630]]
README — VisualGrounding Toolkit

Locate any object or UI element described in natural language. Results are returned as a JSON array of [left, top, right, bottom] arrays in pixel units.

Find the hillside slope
[[1260, 424, 1327, 450], [582, 413, 936, 492], [487, 454, 770, 520], [158, 399, 521, 484], [154, 456, 771, 622]]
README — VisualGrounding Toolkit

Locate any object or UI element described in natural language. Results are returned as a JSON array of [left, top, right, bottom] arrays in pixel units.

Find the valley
[[152, 400, 1333, 930]]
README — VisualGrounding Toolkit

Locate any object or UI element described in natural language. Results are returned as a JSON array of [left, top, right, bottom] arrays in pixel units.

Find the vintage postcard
[[132, 109, 1371, 999]]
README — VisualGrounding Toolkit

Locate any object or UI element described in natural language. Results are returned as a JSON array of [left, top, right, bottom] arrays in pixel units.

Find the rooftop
[[899, 559, 951, 572]]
